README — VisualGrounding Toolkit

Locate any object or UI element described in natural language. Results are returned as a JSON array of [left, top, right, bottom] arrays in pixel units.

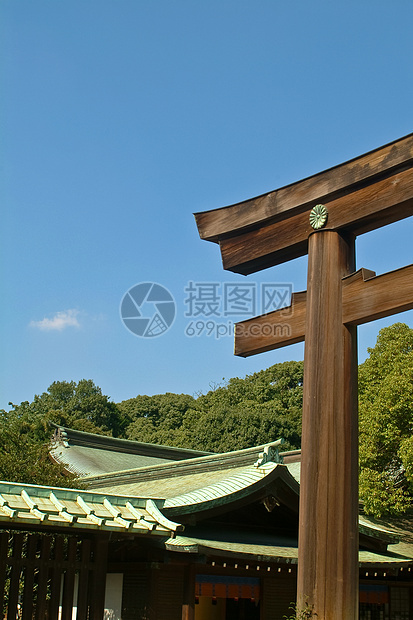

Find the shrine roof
[[164, 532, 413, 567], [160, 506, 413, 567], [50, 427, 297, 517], [359, 512, 413, 563], [47, 429, 409, 551], [50, 425, 212, 477], [0, 432, 411, 568], [80, 439, 287, 498], [161, 510, 413, 568], [166, 531, 299, 564], [162, 460, 298, 517], [0, 480, 182, 536]]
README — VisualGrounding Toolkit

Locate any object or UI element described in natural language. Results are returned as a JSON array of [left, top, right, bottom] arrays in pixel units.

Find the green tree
[[0, 379, 127, 487], [0, 407, 81, 487], [122, 393, 197, 446], [121, 361, 303, 453], [358, 323, 413, 516], [29, 379, 128, 438], [174, 361, 303, 453]]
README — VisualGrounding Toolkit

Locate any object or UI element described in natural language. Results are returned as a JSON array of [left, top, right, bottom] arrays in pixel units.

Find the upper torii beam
[[194, 134, 413, 620]]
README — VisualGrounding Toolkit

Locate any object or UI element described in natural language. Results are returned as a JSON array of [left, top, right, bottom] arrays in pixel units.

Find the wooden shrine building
[[1, 135, 413, 619], [1, 426, 413, 619]]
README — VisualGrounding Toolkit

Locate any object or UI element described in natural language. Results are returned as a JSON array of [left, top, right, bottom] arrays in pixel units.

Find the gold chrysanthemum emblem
[[309, 204, 328, 229]]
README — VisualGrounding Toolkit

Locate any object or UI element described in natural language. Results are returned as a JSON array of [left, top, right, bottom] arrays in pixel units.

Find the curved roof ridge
[[359, 515, 401, 544], [84, 439, 285, 488], [51, 424, 212, 459], [163, 463, 279, 512]]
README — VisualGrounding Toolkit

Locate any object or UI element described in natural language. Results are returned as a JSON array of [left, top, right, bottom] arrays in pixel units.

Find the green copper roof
[[50, 425, 211, 477], [166, 534, 299, 563], [164, 467, 274, 510], [165, 535, 413, 567], [285, 462, 301, 484], [83, 440, 284, 494], [163, 462, 299, 516], [0, 480, 182, 535]]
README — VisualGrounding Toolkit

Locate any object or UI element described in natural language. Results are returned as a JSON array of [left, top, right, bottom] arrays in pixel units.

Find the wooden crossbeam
[[234, 264, 413, 357], [235, 291, 306, 356], [195, 133, 413, 243], [343, 264, 413, 325], [220, 168, 413, 274]]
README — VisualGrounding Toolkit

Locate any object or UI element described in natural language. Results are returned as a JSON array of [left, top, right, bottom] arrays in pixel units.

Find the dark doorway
[[225, 598, 260, 620]]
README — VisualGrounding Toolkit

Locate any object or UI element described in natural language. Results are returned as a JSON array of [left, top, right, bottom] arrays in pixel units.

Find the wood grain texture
[[7, 534, 24, 620], [342, 264, 413, 325], [297, 231, 359, 620], [195, 133, 413, 242], [89, 536, 109, 620], [234, 263, 413, 356], [21, 535, 38, 620], [61, 538, 77, 620], [220, 167, 413, 274], [35, 536, 52, 620], [181, 564, 195, 620], [234, 291, 306, 356]]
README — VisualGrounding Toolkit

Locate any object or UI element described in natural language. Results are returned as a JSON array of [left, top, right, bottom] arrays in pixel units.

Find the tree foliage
[[121, 361, 304, 453], [30, 379, 128, 437], [358, 323, 413, 516], [0, 407, 81, 487], [0, 379, 127, 487]]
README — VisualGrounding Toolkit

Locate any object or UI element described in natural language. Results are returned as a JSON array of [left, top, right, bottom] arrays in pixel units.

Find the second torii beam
[[234, 264, 413, 357]]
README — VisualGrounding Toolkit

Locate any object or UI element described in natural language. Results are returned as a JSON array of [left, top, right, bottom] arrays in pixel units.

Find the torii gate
[[195, 134, 413, 619]]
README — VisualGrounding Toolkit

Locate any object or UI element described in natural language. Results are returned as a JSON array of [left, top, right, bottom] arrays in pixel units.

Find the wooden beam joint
[[234, 264, 413, 356]]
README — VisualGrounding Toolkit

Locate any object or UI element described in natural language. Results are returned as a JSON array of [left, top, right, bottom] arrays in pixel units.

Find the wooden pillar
[[76, 538, 92, 619], [22, 534, 38, 620], [49, 536, 65, 620], [297, 230, 359, 619], [35, 536, 52, 620], [0, 533, 9, 611], [7, 534, 24, 620], [61, 538, 78, 620], [89, 536, 109, 620], [182, 564, 195, 620]]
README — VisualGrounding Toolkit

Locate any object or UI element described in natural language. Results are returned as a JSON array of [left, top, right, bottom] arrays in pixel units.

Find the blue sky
[[1, 1, 412, 410]]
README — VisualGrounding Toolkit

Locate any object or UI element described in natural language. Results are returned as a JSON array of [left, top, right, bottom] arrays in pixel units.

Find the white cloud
[[30, 309, 81, 332]]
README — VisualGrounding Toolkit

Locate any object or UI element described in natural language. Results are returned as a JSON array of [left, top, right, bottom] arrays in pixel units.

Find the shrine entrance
[[195, 134, 413, 619], [195, 596, 260, 620], [195, 575, 260, 620], [225, 598, 260, 620]]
